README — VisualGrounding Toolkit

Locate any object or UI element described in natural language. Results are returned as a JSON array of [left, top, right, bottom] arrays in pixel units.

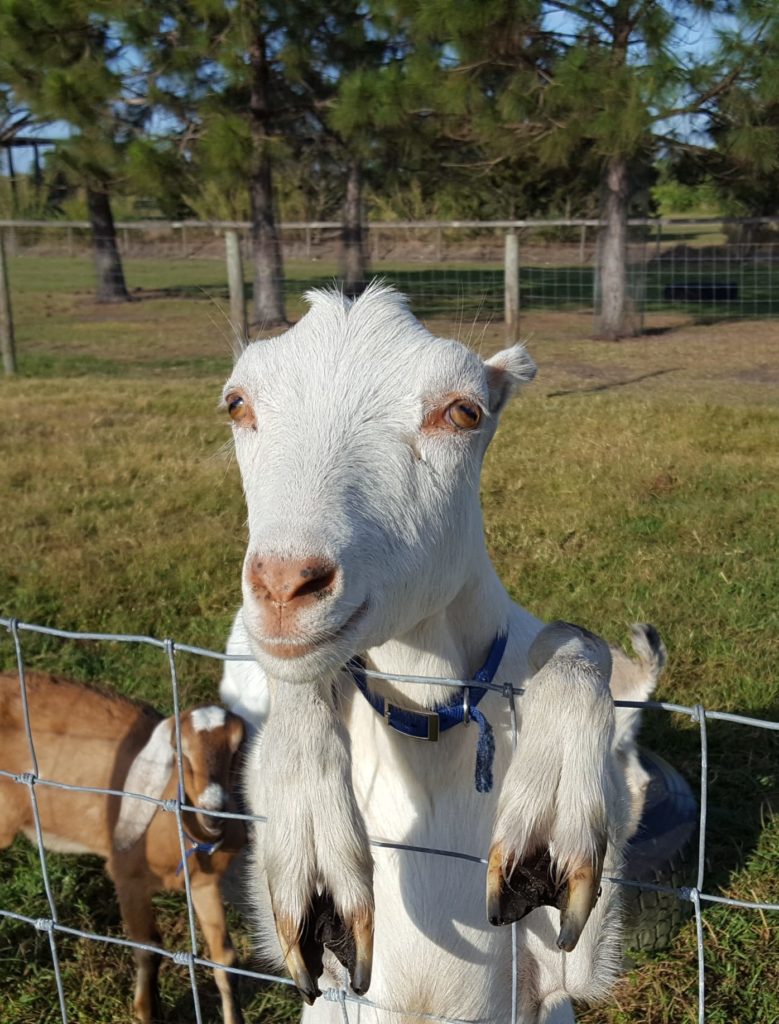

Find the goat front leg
[[114, 880, 163, 1024], [487, 621, 616, 952], [247, 676, 373, 1004], [190, 880, 244, 1024]]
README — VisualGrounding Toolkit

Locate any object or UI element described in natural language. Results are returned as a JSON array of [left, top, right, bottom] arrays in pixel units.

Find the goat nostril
[[247, 556, 340, 605], [293, 564, 338, 600]]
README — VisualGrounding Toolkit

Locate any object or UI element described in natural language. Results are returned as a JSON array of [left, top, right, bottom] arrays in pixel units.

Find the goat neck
[[363, 558, 515, 709]]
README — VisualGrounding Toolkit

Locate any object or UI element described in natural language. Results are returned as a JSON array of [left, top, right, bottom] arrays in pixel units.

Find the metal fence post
[[0, 230, 17, 375], [504, 230, 520, 339], [225, 229, 247, 344]]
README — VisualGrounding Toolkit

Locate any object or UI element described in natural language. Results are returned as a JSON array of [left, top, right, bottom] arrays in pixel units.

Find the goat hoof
[[556, 840, 606, 953], [274, 909, 322, 1005], [487, 840, 606, 951], [274, 892, 373, 1003], [486, 843, 563, 927], [307, 892, 373, 996]]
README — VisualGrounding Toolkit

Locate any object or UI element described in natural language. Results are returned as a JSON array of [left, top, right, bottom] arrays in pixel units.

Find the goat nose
[[247, 556, 339, 606]]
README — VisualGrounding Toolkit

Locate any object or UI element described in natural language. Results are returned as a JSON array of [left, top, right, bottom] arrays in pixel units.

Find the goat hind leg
[[488, 622, 615, 953]]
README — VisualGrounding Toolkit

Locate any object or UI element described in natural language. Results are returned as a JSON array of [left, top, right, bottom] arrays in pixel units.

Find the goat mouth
[[195, 814, 224, 839], [257, 601, 369, 660]]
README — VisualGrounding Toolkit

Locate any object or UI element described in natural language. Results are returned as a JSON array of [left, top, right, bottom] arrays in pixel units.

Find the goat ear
[[114, 718, 175, 851], [485, 345, 537, 414]]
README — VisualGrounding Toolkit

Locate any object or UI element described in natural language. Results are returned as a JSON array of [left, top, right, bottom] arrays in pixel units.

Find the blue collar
[[348, 631, 507, 794], [175, 828, 223, 876], [174, 784, 224, 875]]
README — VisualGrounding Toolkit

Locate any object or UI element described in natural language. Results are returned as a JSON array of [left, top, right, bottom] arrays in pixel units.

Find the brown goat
[[0, 670, 247, 1024]]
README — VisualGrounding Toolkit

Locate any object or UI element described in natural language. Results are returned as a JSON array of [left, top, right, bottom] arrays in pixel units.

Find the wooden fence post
[[504, 230, 520, 340], [0, 230, 17, 375], [225, 229, 247, 344]]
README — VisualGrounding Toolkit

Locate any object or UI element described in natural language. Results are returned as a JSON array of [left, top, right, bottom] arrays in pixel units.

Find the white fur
[[114, 718, 174, 851], [221, 285, 662, 1023], [191, 705, 227, 733], [198, 782, 226, 811], [219, 608, 270, 733]]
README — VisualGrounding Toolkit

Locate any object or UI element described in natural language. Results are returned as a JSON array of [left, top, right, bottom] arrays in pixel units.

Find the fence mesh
[[1, 615, 777, 1024], [5, 217, 779, 325]]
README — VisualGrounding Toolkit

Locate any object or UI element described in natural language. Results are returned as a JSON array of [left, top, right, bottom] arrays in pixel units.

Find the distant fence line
[[4, 216, 779, 326], [4, 215, 779, 229]]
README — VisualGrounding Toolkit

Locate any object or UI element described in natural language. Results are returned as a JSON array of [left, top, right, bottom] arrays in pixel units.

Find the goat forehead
[[231, 293, 486, 411], [190, 706, 227, 733]]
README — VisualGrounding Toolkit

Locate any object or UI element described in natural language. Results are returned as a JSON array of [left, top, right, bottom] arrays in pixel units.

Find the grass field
[[1, 256, 777, 1023]]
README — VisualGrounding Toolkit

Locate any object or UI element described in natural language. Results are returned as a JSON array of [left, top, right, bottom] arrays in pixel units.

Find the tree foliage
[[2, 0, 779, 326]]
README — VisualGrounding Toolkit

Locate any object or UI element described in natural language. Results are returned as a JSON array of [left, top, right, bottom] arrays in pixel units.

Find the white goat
[[219, 284, 665, 1023], [0, 670, 247, 1024]]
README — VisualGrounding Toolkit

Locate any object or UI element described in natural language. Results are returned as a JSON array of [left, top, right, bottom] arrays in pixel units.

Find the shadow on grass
[[640, 706, 778, 904], [546, 367, 680, 398]]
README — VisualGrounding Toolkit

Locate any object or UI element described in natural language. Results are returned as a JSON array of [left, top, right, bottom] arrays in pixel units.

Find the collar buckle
[[384, 701, 440, 741]]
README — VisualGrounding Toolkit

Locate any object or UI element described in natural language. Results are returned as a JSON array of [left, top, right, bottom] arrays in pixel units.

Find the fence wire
[[5, 217, 779, 324], [1, 615, 777, 1024]]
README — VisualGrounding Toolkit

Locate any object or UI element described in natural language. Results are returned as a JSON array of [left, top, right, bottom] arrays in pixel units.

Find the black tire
[[621, 749, 698, 953]]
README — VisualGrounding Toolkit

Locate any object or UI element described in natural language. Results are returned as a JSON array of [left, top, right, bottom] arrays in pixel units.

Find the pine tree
[[405, 0, 752, 338], [698, 10, 779, 228], [0, 0, 133, 301], [135, 0, 335, 326]]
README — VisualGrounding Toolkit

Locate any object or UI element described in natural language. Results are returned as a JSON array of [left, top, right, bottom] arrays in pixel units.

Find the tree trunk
[[249, 31, 286, 327], [86, 187, 129, 303], [342, 157, 367, 296], [595, 156, 633, 338]]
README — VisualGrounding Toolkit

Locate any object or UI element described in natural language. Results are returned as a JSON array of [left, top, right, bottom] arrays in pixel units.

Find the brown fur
[[0, 670, 247, 1024]]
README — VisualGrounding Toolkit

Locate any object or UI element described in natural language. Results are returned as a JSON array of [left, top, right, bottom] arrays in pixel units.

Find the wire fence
[[1, 615, 778, 1024], [4, 217, 779, 325]]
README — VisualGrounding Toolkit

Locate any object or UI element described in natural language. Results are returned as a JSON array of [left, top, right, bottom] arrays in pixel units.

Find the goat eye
[[227, 394, 247, 422], [446, 400, 482, 430]]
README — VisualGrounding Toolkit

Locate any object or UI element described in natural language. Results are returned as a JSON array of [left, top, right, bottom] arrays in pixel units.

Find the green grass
[[0, 257, 778, 1023]]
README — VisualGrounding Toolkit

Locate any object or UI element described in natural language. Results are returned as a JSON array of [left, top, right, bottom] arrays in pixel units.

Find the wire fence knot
[[34, 917, 54, 933], [501, 683, 514, 700], [161, 798, 179, 813], [680, 886, 700, 904], [14, 771, 37, 787], [323, 987, 347, 1004], [172, 950, 194, 967]]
